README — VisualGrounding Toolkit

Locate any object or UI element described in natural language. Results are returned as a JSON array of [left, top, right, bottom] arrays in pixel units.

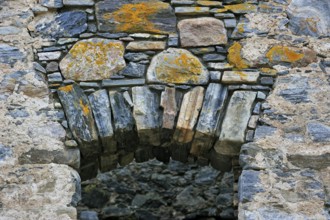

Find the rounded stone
[[147, 48, 209, 85], [178, 17, 227, 47], [59, 38, 126, 81]]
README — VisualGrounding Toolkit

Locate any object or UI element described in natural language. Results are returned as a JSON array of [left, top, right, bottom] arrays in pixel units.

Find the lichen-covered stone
[[34, 11, 87, 38], [95, 0, 176, 34], [178, 17, 227, 47], [191, 83, 228, 156], [132, 86, 162, 146], [214, 91, 256, 156], [222, 71, 260, 84], [147, 48, 209, 85], [287, 0, 330, 37], [211, 3, 257, 14], [175, 7, 210, 15], [126, 41, 166, 51], [119, 62, 146, 78], [57, 84, 100, 158], [60, 38, 126, 81], [227, 42, 249, 69], [173, 86, 205, 144]]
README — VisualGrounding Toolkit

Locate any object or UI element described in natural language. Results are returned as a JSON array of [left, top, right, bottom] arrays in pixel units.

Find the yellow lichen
[[58, 85, 73, 92], [237, 23, 245, 33], [197, 0, 222, 6], [266, 45, 304, 63], [103, 2, 169, 34], [260, 67, 277, 76], [79, 99, 90, 116], [227, 42, 249, 70], [211, 8, 228, 13], [224, 3, 257, 13]]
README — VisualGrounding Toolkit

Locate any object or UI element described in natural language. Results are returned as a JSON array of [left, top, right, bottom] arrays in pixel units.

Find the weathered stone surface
[[34, 11, 87, 38], [175, 7, 210, 15], [38, 51, 61, 61], [147, 48, 209, 85], [58, 84, 100, 158], [124, 52, 149, 62], [88, 90, 116, 153], [0, 144, 12, 162], [95, 0, 176, 34], [119, 62, 146, 78], [48, 72, 63, 83], [207, 62, 233, 70], [288, 153, 330, 170], [227, 42, 249, 69], [161, 87, 178, 130], [202, 53, 226, 62], [287, 0, 330, 37], [40, 0, 63, 8], [60, 38, 125, 81], [126, 41, 166, 51], [63, 0, 94, 6], [0, 26, 21, 35], [307, 122, 330, 143], [109, 91, 137, 152], [102, 79, 146, 87], [239, 170, 264, 203], [173, 86, 205, 144], [191, 84, 228, 156], [211, 3, 257, 14], [0, 44, 25, 65], [222, 71, 260, 84], [214, 91, 256, 155], [178, 17, 227, 47], [132, 86, 162, 146]]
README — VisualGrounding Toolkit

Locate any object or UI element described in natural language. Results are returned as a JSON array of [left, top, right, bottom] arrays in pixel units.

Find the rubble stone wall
[[0, 0, 330, 219]]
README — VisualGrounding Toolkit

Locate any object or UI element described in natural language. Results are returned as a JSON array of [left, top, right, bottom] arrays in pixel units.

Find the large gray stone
[[57, 84, 100, 158], [95, 0, 176, 34], [307, 122, 330, 142], [287, 0, 330, 37], [132, 86, 162, 146], [178, 17, 227, 47], [191, 83, 228, 156], [147, 48, 209, 85], [214, 91, 256, 155], [88, 90, 116, 153], [60, 38, 126, 81]]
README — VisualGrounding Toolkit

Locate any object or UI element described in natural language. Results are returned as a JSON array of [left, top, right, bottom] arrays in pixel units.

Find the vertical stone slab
[[173, 86, 205, 144], [132, 86, 162, 146], [57, 84, 100, 158], [109, 91, 137, 152], [88, 90, 117, 153], [191, 83, 228, 156], [214, 91, 256, 155], [161, 87, 178, 130]]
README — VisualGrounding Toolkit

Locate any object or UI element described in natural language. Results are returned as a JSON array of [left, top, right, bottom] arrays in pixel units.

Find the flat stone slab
[[126, 41, 166, 51], [132, 86, 162, 146], [88, 90, 116, 153], [147, 48, 209, 85], [178, 17, 227, 47], [60, 38, 126, 81], [95, 0, 176, 34], [57, 84, 100, 158], [63, 0, 95, 6], [191, 83, 228, 156], [175, 7, 210, 15], [161, 87, 178, 130], [173, 86, 205, 144], [214, 91, 256, 156], [222, 71, 260, 84]]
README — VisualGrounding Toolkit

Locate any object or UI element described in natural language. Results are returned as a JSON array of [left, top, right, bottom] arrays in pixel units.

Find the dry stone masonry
[[1, 0, 330, 219]]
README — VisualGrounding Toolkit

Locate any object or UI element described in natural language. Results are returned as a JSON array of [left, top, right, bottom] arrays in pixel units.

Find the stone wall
[[0, 0, 330, 219]]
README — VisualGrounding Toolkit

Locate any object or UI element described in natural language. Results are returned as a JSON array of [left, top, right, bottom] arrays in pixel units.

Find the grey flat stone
[[38, 51, 61, 61], [0, 44, 25, 65], [161, 87, 178, 130], [102, 79, 146, 87], [307, 122, 330, 142], [239, 170, 264, 203], [222, 71, 260, 84], [254, 125, 277, 140], [88, 90, 116, 153], [47, 72, 63, 83], [0, 26, 21, 35], [175, 7, 210, 15], [63, 0, 94, 6], [40, 0, 63, 8], [214, 91, 256, 156], [124, 53, 149, 62], [119, 62, 146, 78], [202, 53, 226, 62]]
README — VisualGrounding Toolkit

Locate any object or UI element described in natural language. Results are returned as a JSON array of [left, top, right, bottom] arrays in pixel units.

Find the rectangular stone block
[[63, 0, 95, 6], [175, 7, 210, 15], [38, 51, 61, 61], [160, 87, 178, 130], [132, 86, 162, 146], [214, 91, 256, 156], [173, 86, 205, 144], [102, 79, 146, 87], [222, 71, 260, 84], [191, 83, 228, 156], [126, 41, 166, 51], [88, 90, 117, 153]]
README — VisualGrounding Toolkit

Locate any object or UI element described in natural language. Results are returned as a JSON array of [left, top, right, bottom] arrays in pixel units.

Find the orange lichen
[[155, 52, 203, 84], [224, 3, 257, 13], [227, 42, 249, 70], [58, 85, 73, 92], [266, 45, 304, 63], [79, 99, 90, 116], [103, 2, 169, 34], [260, 67, 277, 76]]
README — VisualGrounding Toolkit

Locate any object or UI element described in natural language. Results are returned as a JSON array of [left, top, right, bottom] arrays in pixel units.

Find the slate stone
[[287, 153, 330, 170], [254, 126, 277, 140], [209, 71, 222, 82], [126, 41, 166, 51], [57, 84, 100, 158], [80, 211, 99, 220], [46, 61, 59, 72], [175, 7, 210, 15], [160, 87, 178, 130], [279, 88, 309, 103], [132, 86, 162, 146], [47, 72, 63, 83], [231, 17, 268, 39], [202, 53, 226, 62], [40, 0, 63, 8], [60, 38, 126, 81], [224, 19, 237, 28], [287, 0, 330, 37], [307, 123, 330, 143], [173, 86, 205, 144], [222, 71, 260, 84], [38, 51, 61, 61], [88, 90, 116, 153], [35, 11, 87, 38], [95, 0, 176, 34], [147, 48, 209, 85], [0, 26, 21, 35], [124, 52, 149, 62], [239, 170, 264, 203], [171, 0, 195, 5], [191, 84, 228, 156], [214, 91, 256, 156], [190, 47, 215, 55], [109, 91, 137, 152], [260, 77, 274, 85], [120, 62, 146, 78], [102, 79, 146, 87], [178, 17, 227, 47], [0, 144, 12, 162], [0, 44, 25, 65], [207, 62, 233, 70], [63, 0, 94, 6]]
